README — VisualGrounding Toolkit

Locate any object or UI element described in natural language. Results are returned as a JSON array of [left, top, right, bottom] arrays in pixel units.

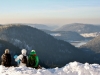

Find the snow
[[14, 39, 21, 43], [71, 41, 87, 47], [70, 40, 89, 47], [0, 61, 100, 75], [50, 33, 61, 36], [81, 32, 100, 38]]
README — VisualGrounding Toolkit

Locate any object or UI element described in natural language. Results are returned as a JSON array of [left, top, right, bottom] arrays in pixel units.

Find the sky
[[0, 61, 100, 75], [0, 0, 100, 26]]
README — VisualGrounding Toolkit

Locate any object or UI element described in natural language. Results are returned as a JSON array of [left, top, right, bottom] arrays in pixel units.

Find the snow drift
[[0, 61, 100, 75]]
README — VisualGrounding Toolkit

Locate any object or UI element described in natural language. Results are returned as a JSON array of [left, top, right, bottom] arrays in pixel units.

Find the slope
[[0, 24, 87, 67], [55, 23, 100, 33], [80, 35, 100, 53], [43, 31, 85, 41]]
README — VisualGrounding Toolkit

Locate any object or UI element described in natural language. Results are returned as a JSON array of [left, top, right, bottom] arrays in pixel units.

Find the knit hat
[[5, 49, 9, 54], [30, 50, 36, 55], [21, 49, 27, 55], [31, 50, 35, 52]]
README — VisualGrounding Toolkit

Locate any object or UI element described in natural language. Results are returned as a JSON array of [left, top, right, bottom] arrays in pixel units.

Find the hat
[[31, 50, 35, 52], [30, 50, 36, 55], [21, 49, 27, 54], [5, 49, 9, 54]]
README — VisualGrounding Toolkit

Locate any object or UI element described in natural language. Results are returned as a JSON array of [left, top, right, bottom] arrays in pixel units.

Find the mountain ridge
[[0, 24, 86, 67], [55, 23, 100, 33], [80, 35, 100, 53]]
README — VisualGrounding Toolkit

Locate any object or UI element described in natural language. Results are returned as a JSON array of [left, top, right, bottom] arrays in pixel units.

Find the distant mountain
[[27, 24, 58, 30], [2, 23, 58, 31], [80, 35, 100, 63], [80, 35, 100, 53], [42, 30, 85, 41], [55, 23, 100, 33], [0, 24, 87, 67]]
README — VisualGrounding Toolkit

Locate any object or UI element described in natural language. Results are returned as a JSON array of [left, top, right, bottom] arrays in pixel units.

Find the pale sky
[[0, 0, 100, 26]]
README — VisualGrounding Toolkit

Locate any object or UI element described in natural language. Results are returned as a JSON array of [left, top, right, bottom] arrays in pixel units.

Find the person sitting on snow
[[15, 49, 28, 66], [1, 49, 11, 67], [28, 50, 41, 69]]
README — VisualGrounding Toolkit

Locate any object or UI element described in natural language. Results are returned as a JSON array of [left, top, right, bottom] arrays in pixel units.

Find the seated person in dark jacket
[[1, 49, 11, 67]]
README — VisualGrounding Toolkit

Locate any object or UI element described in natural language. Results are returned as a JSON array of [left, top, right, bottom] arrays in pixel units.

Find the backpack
[[28, 54, 39, 67], [21, 55, 27, 64]]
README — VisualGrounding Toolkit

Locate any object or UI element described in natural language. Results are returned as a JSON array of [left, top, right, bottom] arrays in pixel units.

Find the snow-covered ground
[[81, 32, 100, 38], [70, 41, 88, 47], [0, 61, 100, 75], [50, 33, 61, 36]]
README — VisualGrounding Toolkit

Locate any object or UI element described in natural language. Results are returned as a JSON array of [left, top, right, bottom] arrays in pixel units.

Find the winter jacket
[[1, 53, 11, 67], [15, 49, 28, 66], [28, 51, 39, 68]]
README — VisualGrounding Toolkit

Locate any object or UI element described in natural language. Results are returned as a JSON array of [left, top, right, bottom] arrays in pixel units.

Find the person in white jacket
[[15, 49, 28, 66]]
